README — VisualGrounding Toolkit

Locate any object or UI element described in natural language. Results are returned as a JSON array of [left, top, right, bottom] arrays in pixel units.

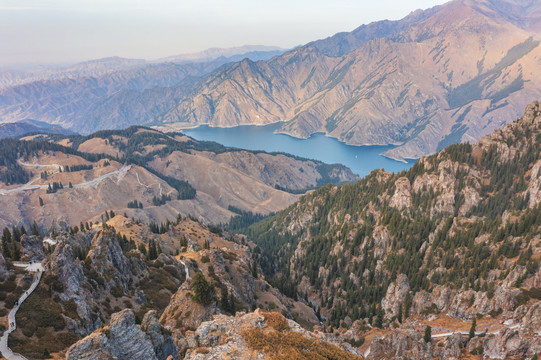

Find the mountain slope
[[159, 0, 541, 160], [0, 127, 357, 229], [241, 102, 541, 357]]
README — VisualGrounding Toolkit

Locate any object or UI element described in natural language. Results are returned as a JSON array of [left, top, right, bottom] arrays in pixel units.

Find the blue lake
[[182, 123, 415, 177]]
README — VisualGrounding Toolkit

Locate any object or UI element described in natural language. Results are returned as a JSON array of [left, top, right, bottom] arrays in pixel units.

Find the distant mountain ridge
[[155, 45, 287, 64], [1, 0, 541, 159], [158, 0, 541, 160], [0, 120, 74, 139]]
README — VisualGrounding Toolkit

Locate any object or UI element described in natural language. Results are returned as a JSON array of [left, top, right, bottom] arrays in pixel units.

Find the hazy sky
[[0, 0, 448, 67]]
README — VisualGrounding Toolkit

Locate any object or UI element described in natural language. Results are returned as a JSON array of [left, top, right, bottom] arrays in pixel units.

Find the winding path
[[0, 262, 44, 360], [431, 323, 522, 339], [0, 163, 129, 195]]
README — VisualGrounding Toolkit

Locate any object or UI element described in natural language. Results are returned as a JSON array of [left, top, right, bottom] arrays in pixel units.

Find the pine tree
[[251, 261, 258, 278], [12, 241, 20, 261], [375, 307, 384, 328], [138, 243, 147, 255], [220, 287, 230, 313], [12, 226, 20, 242], [39, 197, 44, 206], [424, 325, 432, 343], [31, 222, 40, 237], [148, 239, 158, 260], [403, 292, 411, 319], [2, 227, 11, 243], [229, 293, 236, 315], [1, 227, 11, 258], [190, 272, 213, 305], [469, 317, 477, 340]]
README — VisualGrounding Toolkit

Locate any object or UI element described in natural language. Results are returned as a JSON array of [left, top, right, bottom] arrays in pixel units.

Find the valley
[[1, 0, 541, 359], [0, 102, 539, 359]]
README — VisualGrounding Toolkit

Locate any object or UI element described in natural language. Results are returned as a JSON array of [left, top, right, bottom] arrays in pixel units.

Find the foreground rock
[[66, 309, 177, 360], [183, 310, 362, 359]]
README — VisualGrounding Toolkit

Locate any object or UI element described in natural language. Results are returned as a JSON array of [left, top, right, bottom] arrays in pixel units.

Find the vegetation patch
[[242, 327, 360, 360]]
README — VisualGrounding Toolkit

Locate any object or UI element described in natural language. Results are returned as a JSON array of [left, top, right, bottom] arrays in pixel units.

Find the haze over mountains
[[2, 0, 541, 358], [0, 0, 540, 161]]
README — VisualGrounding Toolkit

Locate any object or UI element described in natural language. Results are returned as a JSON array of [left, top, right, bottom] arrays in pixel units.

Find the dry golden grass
[[262, 312, 290, 332], [242, 328, 361, 360]]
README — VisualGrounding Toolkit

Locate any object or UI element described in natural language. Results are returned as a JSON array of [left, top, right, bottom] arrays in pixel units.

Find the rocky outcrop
[[481, 328, 530, 359], [520, 302, 541, 334], [160, 280, 218, 332], [389, 177, 412, 210], [141, 310, 179, 360], [20, 234, 44, 260], [0, 252, 8, 279], [367, 329, 433, 360], [409, 283, 521, 321], [441, 333, 463, 360], [183, 310, 361, 359], [67, 309, 176, 360], [86, 230, 134, 293], [45, 240, 98, 335], [528, 158, 541, 208], [381, 274, 409, 320]]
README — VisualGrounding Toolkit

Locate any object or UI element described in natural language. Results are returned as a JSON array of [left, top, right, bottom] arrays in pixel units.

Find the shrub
[[110, 285, 124, 298]]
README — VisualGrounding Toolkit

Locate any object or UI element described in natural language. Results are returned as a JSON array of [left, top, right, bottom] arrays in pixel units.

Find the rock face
[[440, 333, 463, 360], [389, 177, 412, 210], [86, 230, 134, 293], [20, 234, 44, 260], [480, 328, 531, 360], [67, 309, 177, 360], [367, 329, 433, 360], [160, 280, 219, 333], [0, 252, 8, 279], [45, 238, 98, 335], [381, 274, 410, 320], [141, 311, 179, 360], [42, 229, 183, 337]]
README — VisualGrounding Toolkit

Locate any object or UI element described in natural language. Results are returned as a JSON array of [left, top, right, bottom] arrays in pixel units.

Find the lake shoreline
[[178, 123, 415, 176]]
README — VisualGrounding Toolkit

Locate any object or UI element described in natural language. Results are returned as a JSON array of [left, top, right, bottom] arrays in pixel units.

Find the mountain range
[[0, 120, 74, 139], [1, 0, 541, 160], [1, 101, 540, 359]]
